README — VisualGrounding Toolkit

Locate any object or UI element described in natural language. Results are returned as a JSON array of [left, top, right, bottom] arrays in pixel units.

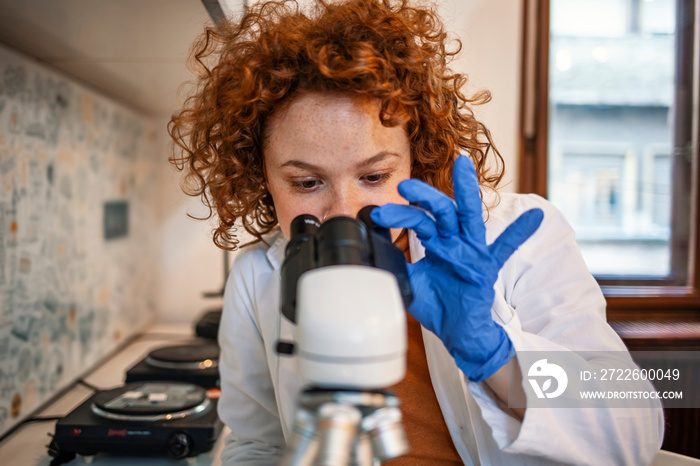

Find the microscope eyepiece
[[316, 217, 370, 268], [281, 215, 320, 323], [357, 205, 391, 242], [290, 215, 321, 240], [279, 209, 413, 325]]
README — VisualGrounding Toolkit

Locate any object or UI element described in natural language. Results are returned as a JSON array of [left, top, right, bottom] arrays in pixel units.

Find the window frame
[[518, 0, 700, 318]]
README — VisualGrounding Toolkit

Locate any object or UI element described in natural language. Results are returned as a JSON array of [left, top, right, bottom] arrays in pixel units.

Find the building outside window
[[521, 0, 697, 299], [548, 0, 677, 278]]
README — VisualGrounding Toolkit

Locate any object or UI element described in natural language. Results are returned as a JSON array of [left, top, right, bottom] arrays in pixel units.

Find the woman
[[169, 0, 663, 464]]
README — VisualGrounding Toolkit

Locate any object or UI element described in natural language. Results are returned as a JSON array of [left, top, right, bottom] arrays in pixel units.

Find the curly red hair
[[169, 0, 504, 249]]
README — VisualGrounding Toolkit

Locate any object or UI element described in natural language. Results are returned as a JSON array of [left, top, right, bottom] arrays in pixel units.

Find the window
[[520, 0, 699, 312]]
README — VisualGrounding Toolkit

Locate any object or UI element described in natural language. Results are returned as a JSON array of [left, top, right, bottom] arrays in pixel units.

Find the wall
[[0, 45, 160, 436], [155, 119, 229, 324], [443, 0, 524, 192]]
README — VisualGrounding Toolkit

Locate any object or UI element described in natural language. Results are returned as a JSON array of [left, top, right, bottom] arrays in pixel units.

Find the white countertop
[[0, 323, 228, 466]]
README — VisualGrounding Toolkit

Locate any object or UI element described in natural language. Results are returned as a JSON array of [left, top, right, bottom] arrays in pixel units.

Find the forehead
[[263, 92, 408, 161], [277, 91, 379, 118], [267, 92, 379, 138]]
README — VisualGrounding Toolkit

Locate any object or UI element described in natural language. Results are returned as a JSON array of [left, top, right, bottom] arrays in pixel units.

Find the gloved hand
[[371, 156, 544, 381]]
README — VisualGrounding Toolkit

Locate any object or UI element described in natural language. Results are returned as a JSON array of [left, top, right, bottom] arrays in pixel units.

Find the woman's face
[[263, 92, 412, 240]]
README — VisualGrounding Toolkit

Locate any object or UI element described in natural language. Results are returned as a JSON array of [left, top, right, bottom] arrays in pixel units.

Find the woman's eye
[[363, 173, 390, 184], [291, 179, 321, 191]]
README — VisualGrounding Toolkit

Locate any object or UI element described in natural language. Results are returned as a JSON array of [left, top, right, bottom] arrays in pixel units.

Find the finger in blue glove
[[371, 155, 544, 381]]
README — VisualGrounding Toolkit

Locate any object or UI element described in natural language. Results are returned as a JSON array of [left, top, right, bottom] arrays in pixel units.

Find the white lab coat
[[217, 192, 664, 465]]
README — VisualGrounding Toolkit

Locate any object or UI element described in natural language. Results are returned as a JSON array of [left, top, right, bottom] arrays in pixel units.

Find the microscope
[[276, 206, 413, 465]]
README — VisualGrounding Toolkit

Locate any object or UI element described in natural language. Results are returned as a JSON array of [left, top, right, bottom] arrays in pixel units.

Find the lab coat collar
[[265, 229, 288, 273]]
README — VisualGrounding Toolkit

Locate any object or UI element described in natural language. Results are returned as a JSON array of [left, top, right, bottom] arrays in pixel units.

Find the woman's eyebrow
[[354, 151, 401, 169], [278, 151, 401, 171], [278, 160, 319, 171]]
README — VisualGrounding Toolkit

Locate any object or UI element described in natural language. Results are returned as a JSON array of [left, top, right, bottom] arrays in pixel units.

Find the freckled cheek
[[273, 201, 293, 238], [382, 177, 411, 206], [271, 199, 301, 238], [388, 189, 409, 206], [266, 180, 295, 238], [385, 173, 411, 242], [270, 193, 324, 239]]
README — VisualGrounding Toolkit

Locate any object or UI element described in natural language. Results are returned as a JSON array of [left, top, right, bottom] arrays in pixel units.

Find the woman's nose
[[322, 188, 367, 221]]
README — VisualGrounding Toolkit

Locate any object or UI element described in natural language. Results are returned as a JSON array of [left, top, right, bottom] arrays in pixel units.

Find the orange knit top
[[384, 230, 463, 465]]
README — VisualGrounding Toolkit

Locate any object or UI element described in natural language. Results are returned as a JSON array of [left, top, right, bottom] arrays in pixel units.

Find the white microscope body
[[278, 210, 412, 465], [296, 265, 406, 389]]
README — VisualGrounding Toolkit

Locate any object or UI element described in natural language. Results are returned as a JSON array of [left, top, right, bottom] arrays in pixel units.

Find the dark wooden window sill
[[609, 319, 700, 348], [606, 316, 700, 459]]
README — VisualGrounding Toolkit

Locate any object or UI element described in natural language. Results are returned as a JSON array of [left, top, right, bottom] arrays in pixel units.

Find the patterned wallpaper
[[0, 45, 160, 437]]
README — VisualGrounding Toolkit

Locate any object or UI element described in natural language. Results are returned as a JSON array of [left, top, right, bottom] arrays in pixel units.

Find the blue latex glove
[[371, 156, 544, 381]]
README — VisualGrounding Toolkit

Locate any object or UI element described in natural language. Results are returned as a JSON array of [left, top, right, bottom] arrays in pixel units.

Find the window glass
[[640, 0, 676, 34], [551, 0, 629, 37], [547, 0, 677, 278]]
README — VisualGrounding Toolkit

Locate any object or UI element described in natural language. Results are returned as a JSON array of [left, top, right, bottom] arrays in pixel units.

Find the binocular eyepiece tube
[[280, 207, 413, 324]]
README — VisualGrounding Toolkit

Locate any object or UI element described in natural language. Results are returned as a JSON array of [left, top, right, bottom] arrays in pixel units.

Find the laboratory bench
[[1, 321, 698, 465], [0, 323, 228, 466]]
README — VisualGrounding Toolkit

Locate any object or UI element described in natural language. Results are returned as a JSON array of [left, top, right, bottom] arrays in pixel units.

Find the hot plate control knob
[[168, 432, 193, 458]]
